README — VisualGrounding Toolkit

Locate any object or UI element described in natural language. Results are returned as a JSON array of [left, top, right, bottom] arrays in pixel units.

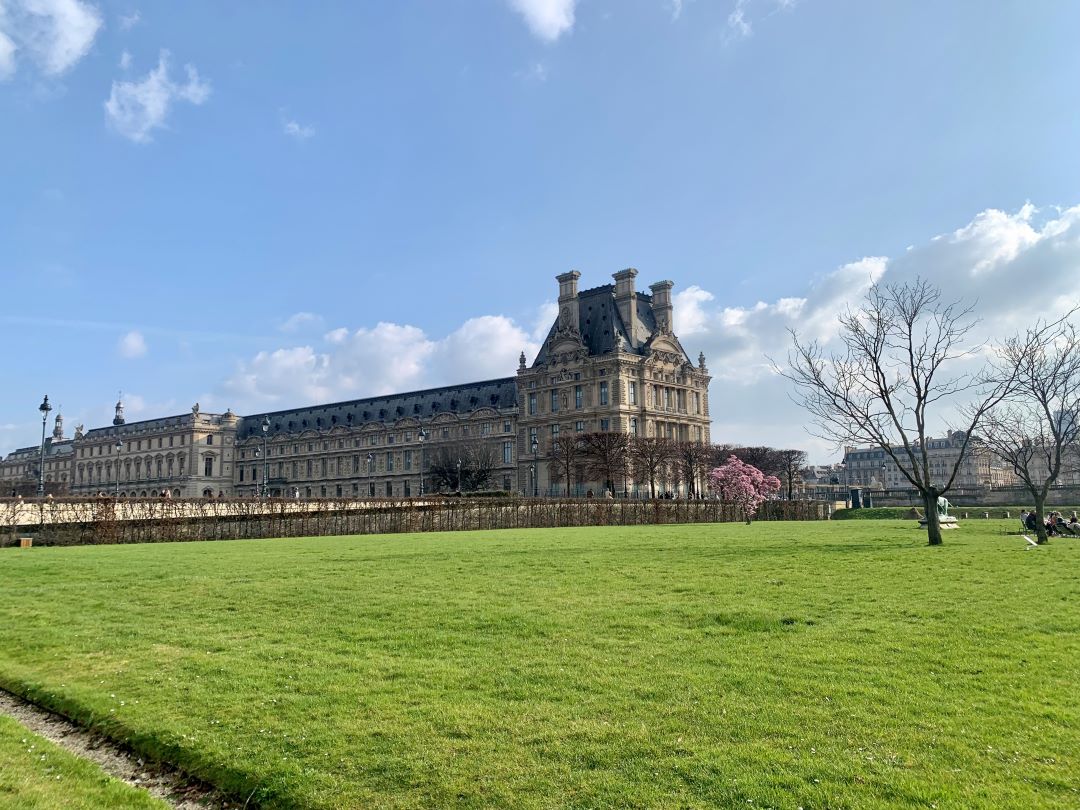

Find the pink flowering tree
[[708, 455, 782, 524]]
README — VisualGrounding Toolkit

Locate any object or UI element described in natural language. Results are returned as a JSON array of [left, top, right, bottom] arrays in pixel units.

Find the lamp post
[[417, 427, 427, 497], [456, 458, 462, 495], [115, 437, 123, 498], [367, 453, 374, 497], [261, 416, 270, 498], [530, 434, 539, 497], [37, 395, 51, 497]]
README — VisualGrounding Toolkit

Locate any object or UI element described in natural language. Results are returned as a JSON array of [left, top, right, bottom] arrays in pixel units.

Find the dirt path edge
[[0, 688, 243, 809]]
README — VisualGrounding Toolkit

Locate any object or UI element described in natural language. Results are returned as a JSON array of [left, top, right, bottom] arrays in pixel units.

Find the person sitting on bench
[[1025, 510, 1039, 531]]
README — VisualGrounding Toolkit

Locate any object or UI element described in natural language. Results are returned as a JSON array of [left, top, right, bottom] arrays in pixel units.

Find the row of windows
[[75, 456, 218, 483], [249, 474, 516, 499], [238, 443, 517, 483], [238, 423, 515, 459], [77, 433, 225, 460]]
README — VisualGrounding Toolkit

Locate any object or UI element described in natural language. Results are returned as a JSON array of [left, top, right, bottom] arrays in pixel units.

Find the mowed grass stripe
[[0, 522, 1077, 808]]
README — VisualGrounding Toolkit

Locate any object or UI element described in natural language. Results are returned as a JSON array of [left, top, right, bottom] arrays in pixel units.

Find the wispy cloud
[[283, 118, 315, 140], [279, 312, 323, 333], [118, 330, 148, 358], [0, 0, 103, 80], [727, 0, 752, 39], [508, 0, 577, 42], [118, 48, 131, 69], [118, 9, 140, 30], [104, 49, 210, 143], [515, 61, 548, 82]]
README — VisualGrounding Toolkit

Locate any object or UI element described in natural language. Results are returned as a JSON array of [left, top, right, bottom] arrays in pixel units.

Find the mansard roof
[[237, 377, 518, 441], [532, 284, 677, 366], [3, 438, 73, 461]]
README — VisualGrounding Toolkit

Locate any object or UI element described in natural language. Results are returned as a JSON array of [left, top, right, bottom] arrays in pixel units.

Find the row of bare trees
[[784, 276, 1080, 545], [544, 434, 806, 499]]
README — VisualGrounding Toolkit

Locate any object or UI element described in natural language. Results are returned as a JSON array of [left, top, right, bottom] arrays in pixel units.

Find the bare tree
[[427, 442, 498, 492], [629, 437, 676, 498], [580, 432, 630, 496], [782, 278, 1016, 545], [775, 449, 808, 500], [675, 440, 712, 497], [978, 313, 1080, 543], [546, 435, 586, 496]]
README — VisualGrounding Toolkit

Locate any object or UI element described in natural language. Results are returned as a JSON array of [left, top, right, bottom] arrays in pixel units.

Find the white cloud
[[118, 48, 130, 69], [0, 29, 15, 81], [508, 0, 576, 42], [279, 311, 323, 333], [104, 50, 210, 143], [515, 61, 548, 82], [0, 0, 102, 79], [223, 314, 542, 409], [532, 301, 559, 341], [118, 9, 139, 30], [323, 327, 349, 344], [727, 0, 752, 38], [673, 202, 1080, 460], [670, 0, 684, 21], [283, 118, 315, 140], [117, 330, 147, 358]]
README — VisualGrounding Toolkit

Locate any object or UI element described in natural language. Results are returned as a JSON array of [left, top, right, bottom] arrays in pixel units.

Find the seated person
[[1025, 510, 1039, 531]]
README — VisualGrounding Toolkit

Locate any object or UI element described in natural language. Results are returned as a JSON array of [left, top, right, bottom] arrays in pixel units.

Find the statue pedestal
[[919, 516, 959, 529]]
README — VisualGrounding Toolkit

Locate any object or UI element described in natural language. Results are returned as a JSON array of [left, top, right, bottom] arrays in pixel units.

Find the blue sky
[[2, 0, 1080, 461]]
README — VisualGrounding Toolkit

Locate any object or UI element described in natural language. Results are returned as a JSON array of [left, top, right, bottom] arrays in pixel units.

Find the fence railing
[[0, 496, 830, 547]]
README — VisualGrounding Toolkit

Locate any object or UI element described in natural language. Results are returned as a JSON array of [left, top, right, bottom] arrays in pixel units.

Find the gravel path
[[0, 689, 242, 809]]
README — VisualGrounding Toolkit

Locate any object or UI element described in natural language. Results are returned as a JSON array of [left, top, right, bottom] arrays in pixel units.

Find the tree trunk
[[649, 475, 656, 499], [923, 491, 943, 546], [1033, 498, 1049, 544]]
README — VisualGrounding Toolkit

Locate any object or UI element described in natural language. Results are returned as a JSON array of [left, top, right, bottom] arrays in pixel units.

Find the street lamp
[[530, 434, 539, 497], [37, 395, 51, 497], [115, 437, 123, 498], [261, 416, 270, 498], [417, 427, 427, 497], [456, 458, 462, 494]]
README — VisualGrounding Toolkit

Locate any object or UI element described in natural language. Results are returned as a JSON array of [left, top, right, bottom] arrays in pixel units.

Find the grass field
[[0, 522, 1077, 808], [0, 714, 166, 809]]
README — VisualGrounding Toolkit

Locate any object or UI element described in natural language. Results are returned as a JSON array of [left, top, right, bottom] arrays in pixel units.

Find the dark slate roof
[[237, 377, 519, 441], [4, 439, 73, 460], [82, 413, 201, 439], [532, 286, 662, 366]]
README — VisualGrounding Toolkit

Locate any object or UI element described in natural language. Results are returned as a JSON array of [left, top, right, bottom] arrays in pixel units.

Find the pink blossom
[[707, 456, 781, 523]]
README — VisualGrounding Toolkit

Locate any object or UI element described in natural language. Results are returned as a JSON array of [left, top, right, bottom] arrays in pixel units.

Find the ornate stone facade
[[2, 270, 713, 498]]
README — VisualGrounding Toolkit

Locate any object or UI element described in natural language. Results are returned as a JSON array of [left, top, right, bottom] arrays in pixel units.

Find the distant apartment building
[[843, 431, 1018, 490]]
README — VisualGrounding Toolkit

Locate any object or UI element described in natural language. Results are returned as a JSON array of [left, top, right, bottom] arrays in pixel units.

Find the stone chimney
[[556, 270, 581, 333], [613, 268, 638, 347], [649, 280, 675, 333]]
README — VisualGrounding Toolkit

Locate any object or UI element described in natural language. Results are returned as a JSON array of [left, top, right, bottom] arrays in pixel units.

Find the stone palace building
[[2, 270, 713, 498]]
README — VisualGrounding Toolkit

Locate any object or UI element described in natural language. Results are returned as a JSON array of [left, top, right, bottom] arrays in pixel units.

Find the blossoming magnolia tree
[[708, 456, 781, 524]]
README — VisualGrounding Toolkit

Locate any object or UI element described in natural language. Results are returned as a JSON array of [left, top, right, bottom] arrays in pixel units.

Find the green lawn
[[0, 714, 166, 809], [0, 522, 1077, 809]]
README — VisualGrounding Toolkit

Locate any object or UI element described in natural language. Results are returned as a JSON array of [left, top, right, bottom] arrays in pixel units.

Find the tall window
[[529, 426, 538, 447], [503, 441, 513, 464], [551, 391, 559, 412], [600, 418, 610, 432], [629, 381, 637, 405], [551, 424, 560, 438], [575, 420, 585, 432], [206, 435, 213, 445], [574, 386, 583, 409], [385, 481, 393, 497], [528, 393, 537, 415], [386, 452, 394, 472], [599, 381, 609, 406], [404, 450, 413, 471], [204, 456, 213, 477], [630, 418, 638, 436], [694, 392, 701, 414]]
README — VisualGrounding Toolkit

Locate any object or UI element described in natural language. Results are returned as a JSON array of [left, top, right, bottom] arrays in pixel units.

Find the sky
[[2, 0, 1079, 462]]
